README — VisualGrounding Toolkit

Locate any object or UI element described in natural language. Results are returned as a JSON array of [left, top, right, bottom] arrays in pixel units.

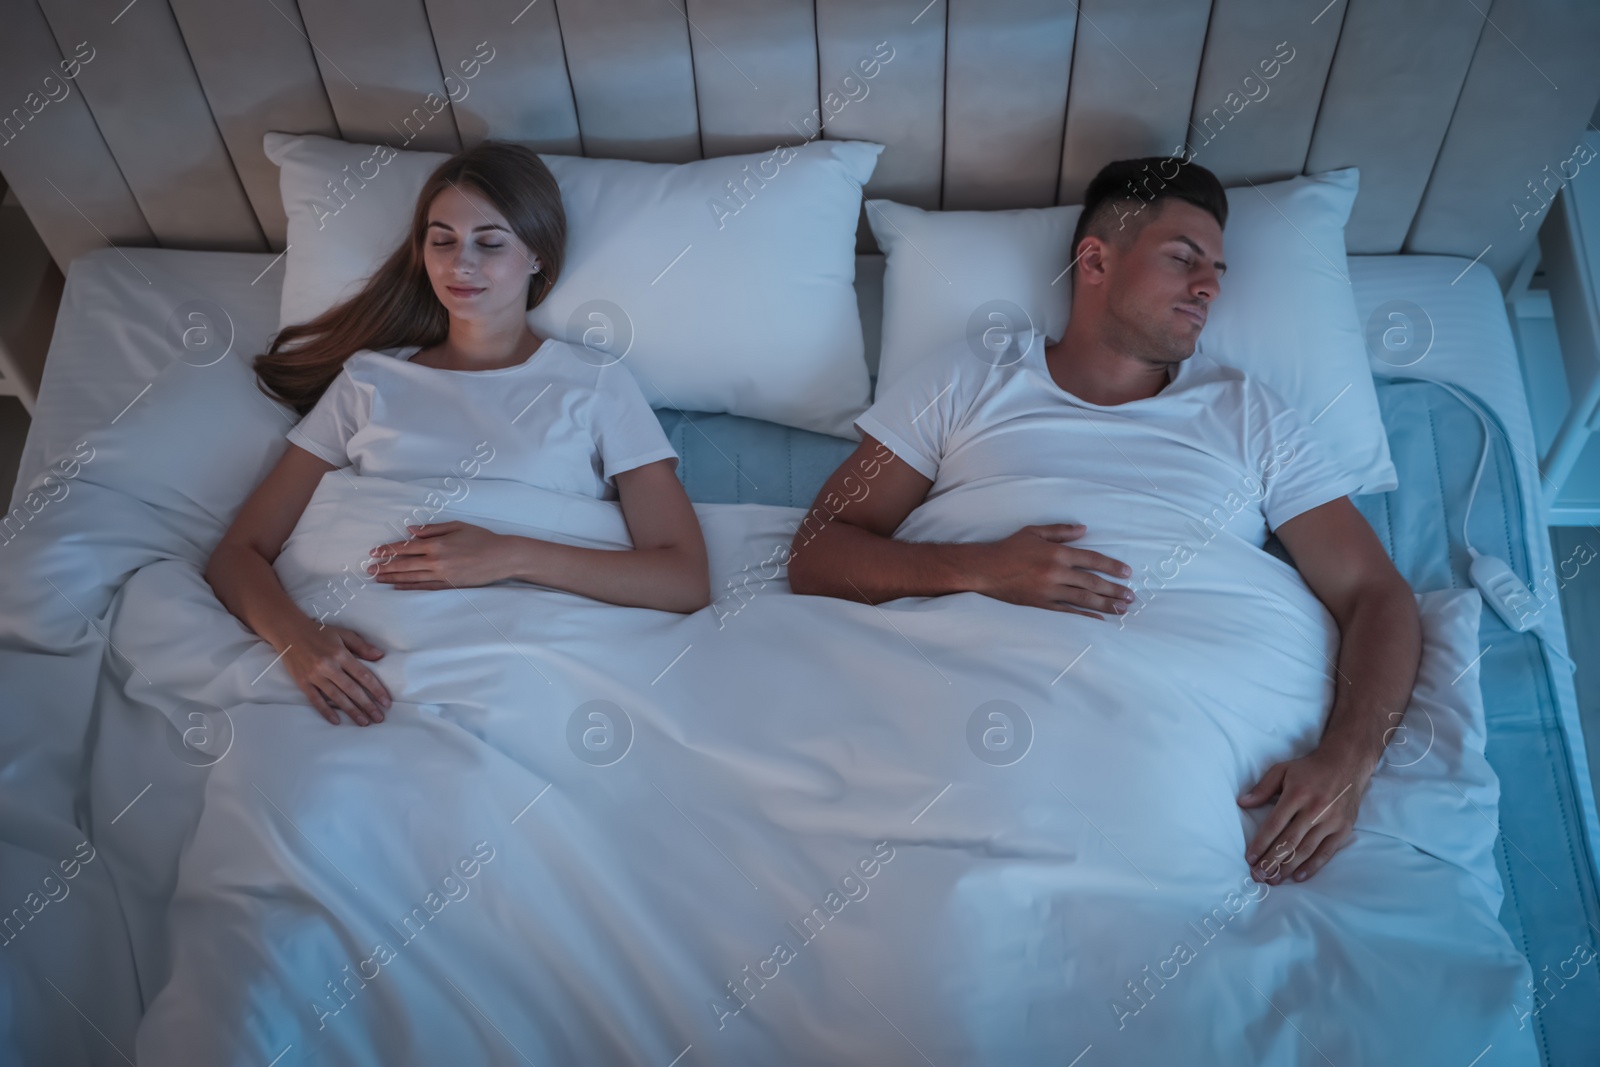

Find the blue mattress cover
[[656, 377, 1600, 1065]]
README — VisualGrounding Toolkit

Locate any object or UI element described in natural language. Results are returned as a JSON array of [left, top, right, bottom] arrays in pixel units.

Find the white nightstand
[[1536, 130, 1600, 525]]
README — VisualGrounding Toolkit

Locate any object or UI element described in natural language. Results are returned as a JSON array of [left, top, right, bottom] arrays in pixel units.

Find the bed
[[0, 240, 1592, 1065], [4, 2, 1600, 1064]]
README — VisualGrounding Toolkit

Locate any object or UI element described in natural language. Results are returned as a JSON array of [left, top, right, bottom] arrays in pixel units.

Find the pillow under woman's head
[[256, 140, 565, 417], [264, 132, 882, 436]]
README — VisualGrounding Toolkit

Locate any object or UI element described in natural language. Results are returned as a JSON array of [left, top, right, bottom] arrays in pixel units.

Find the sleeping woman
[[204, 141, 710, 730]]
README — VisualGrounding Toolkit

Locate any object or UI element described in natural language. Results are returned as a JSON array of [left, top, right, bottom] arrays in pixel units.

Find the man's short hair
[[1069, 157, 1228, 283]]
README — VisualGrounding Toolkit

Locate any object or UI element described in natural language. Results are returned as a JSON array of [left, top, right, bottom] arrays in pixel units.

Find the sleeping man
[[788, 156, 1421, 888]]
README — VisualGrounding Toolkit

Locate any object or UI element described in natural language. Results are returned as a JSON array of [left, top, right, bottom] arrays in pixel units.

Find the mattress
[[1355, 381, 1600, 1062], [4, 247, 1598, 1065]]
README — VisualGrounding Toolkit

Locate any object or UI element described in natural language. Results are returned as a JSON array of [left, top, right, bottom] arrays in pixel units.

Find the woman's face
[[422, 183, 539, 325]]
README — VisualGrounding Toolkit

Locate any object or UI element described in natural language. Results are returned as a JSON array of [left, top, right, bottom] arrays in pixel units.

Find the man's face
[[1094, 199, 1226, 365]]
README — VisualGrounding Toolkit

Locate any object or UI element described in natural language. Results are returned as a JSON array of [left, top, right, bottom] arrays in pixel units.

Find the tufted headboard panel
[[0, 0, 1597, 289]]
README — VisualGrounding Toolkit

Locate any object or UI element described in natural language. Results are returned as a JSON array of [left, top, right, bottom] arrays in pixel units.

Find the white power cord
[[1420, 378, 1577, 673]]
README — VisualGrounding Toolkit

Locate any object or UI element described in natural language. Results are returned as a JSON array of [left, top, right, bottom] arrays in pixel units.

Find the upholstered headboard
[[1, 0, 1597, 289]]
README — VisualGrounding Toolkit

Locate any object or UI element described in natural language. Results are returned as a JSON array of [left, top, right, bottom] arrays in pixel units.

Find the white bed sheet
[[0, 245, 1576, 1065], [16, 249, 1584, 871], [117, 461, 1530, 1065]]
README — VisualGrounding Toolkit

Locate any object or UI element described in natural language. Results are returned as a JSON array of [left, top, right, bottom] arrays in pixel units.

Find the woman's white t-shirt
[[285, 339, 678, 501]]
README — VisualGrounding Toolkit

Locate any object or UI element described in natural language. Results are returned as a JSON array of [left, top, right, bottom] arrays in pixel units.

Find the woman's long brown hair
[[254, 141, 566, 416]]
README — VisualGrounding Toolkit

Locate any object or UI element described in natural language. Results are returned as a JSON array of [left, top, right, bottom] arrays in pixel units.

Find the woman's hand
[[282, 623, 392, 726], [367, 522, 510, 590]]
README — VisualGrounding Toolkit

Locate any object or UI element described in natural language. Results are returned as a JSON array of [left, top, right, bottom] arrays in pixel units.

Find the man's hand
[[1237, 744, 1373, 884], [367, 522, 510, 590], [787, 437, 1133, 614], [1257, 497, 1420, 884], [976, 524, 1135, 620]]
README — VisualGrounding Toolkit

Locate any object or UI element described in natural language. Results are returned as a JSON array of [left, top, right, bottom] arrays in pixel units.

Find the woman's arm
[[205, 444, 393, 725], [503, 458, 710, 613], [365, 459, 709, 612]]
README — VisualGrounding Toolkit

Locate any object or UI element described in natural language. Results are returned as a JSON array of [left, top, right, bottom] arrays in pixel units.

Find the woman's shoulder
[[540, 337, 603, 370], [540, 338, 627, 390]]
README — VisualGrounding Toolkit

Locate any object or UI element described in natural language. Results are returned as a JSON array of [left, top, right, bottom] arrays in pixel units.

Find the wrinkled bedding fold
[[117, 470, 1537, 1065]]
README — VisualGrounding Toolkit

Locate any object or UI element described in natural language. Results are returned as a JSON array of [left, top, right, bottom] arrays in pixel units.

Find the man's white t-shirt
[[286, 338, 678, 501], [853, 339, 1364, 558]]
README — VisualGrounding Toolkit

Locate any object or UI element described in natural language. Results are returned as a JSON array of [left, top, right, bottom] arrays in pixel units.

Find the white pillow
[[264, 132, 881, 437], [1, 349, 295, 647], [1356, 589, 1502, 911], [866, 168, 1398, 494], [868, 200, 1082, 382], [264, 133, 452, 331], [80, 351, 293, 533]]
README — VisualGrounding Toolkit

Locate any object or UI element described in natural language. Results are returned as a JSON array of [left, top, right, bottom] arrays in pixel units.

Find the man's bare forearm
[[1316, 578, 1423, 777], [788, 518, 992, 603]]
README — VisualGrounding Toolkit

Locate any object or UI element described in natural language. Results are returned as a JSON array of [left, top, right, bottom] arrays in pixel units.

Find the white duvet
[[113, 469, 1538, 1066]]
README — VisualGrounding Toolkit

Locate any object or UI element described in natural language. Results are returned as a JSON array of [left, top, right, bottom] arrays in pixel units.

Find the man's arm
[[786, 435, 1136, 617], [1237, 496, 1421, 885]]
